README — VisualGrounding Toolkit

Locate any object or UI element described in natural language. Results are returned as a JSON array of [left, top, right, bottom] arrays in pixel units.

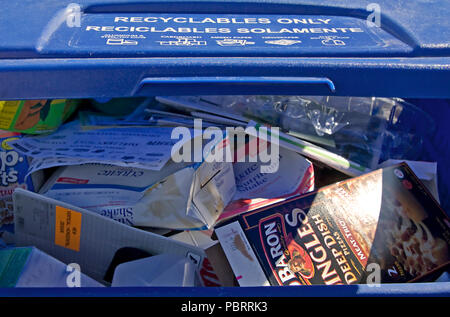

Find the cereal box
[[0, 131, 43, 233]]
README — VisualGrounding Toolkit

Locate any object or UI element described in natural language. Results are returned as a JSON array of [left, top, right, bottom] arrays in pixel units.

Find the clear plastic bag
[[195, 95, 436, 170]]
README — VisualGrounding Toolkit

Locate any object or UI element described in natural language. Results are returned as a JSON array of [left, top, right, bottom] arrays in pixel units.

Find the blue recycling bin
[[0, 0, 449, 296]]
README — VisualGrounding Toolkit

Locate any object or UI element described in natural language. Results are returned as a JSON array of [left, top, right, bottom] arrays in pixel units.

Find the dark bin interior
[[406, 99, 450, 215]]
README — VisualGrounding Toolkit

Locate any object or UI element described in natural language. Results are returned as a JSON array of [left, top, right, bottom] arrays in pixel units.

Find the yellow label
[[0, 101, 21, 130], [1, 137, 19, 150], [55, 206, 82, 252]]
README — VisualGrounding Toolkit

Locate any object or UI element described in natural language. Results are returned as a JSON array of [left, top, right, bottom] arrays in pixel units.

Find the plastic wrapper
[[192, 96, 435, 170], [156, 96, 370, 177]]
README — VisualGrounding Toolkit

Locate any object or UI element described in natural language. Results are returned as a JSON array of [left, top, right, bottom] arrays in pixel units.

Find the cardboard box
[[215, 163, 450, 286], [39, 159, 236, 230], [13, 188, 206, 285], [218, 145, 314, 224], [0, 131, 43, 234], [169, 230, 231, 286], [0, 99, 78, 134], [204, 242, 239, 287]]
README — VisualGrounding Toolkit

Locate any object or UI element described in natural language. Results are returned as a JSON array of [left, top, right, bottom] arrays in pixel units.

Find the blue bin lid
[[0, 0, 449, 98]]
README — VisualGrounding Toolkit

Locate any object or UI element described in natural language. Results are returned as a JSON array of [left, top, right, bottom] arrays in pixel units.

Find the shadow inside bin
[[405, 98, 450, 216]]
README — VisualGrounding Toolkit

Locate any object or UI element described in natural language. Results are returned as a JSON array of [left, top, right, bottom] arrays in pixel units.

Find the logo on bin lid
[[216, 39, 255, 46], [264, 39, 302, 46]]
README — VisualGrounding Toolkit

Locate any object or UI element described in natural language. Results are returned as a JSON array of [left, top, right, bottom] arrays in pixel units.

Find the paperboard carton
[[13, 188, 206, 285], [0, 131, 43, 234]]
